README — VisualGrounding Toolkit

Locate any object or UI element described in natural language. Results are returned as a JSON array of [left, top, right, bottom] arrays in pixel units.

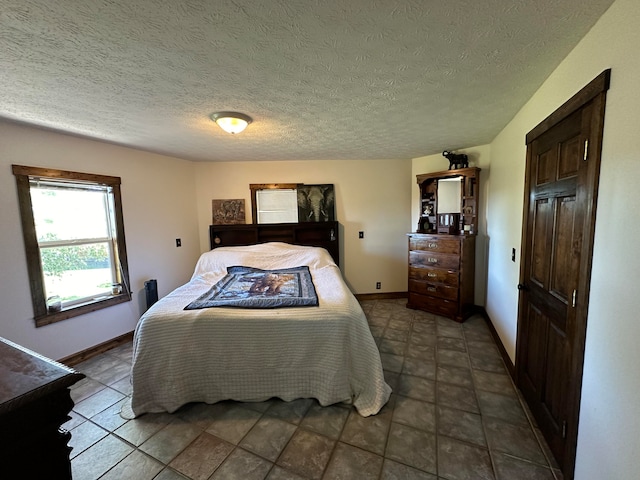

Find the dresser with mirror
[[407, 167, 480, 322]]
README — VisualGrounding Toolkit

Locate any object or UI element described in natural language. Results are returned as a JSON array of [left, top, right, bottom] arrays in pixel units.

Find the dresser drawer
[[409, 236, 460, 255], [409, 267, 459, 287], [408, 293, 458, 317], [409, 251, 460, 270], [409, 280, 458, 301]]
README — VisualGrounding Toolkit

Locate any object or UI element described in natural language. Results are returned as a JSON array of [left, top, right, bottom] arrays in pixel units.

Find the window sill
[[35, 293, 132, 328]]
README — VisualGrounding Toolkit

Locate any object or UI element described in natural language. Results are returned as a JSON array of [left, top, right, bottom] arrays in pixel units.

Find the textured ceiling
[[0, 0, 614, 162]]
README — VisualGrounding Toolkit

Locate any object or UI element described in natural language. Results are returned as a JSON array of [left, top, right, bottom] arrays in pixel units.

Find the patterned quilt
[[184, 266, 318, 309]]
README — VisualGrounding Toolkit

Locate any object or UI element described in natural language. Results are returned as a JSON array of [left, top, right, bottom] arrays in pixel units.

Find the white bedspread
[[122, 243, 391, 418]]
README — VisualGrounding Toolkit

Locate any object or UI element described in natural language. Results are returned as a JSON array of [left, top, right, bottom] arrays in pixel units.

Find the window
[[255, 188, 298, 223], [12, 165, 131, 327], [250, 183, 300, 224]]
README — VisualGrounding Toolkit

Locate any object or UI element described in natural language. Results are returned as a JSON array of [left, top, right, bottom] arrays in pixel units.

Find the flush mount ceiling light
[[210, 111, 253, 134]]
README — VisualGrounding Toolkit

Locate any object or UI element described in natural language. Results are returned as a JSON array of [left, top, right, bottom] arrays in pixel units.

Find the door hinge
[[572, 289, 577, 308], [562, 420, 568, 438], [583, 139, 589, 161]]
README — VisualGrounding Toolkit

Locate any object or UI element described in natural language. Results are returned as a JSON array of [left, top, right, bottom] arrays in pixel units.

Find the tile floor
[[66, 298, 563, 480]]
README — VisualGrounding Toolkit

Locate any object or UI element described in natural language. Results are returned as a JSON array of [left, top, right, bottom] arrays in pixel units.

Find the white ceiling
[[1, 0, 614, 162]]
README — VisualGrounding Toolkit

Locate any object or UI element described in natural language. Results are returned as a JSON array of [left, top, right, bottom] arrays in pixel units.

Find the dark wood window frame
[[12, 165, 131, 327]]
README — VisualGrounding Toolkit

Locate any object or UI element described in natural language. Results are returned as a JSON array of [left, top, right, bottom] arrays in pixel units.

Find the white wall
[[0, 122, 200, 360], [486, 0, 640, 477], [193, 159, 411, 294], [411, 145, 491, 306]]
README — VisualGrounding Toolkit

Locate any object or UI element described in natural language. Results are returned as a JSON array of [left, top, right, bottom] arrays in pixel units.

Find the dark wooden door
[[516, 70, 610, 479]]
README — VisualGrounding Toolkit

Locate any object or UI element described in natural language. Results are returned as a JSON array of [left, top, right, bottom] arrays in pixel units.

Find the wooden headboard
[[209, 221, 340, 266]]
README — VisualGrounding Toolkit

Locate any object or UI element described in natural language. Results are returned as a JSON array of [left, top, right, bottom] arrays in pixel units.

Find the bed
[[121, 224, 391, 419]]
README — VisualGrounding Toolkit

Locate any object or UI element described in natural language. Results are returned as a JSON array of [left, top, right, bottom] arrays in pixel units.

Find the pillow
[[191, 242, 336, 279]]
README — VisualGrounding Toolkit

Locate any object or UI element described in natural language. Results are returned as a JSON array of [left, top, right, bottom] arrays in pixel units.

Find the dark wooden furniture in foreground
[[408, 167, 480, 322], [210, 221, 340, 266], [0, 337, 84, 479]]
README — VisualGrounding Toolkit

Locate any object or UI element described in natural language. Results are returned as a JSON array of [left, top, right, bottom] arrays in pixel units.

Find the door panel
[[550, 196, 577, 304], [523, 304, 547, 393], [544, 321, 568, 426], [559, 137, 581, 179], [531, 198, 552, 289], [537, 149, 555, 185]]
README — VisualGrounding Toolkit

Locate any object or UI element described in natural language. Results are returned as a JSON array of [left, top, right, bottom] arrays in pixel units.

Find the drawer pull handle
[[427, 273, 437, 278], [427, 287, 437, 292], [427, 258, 438, 263], [428, 243, 438, 248]]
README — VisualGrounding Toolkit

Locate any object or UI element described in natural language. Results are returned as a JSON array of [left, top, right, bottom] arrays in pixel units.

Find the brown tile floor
[[66, 298, 563, 480]]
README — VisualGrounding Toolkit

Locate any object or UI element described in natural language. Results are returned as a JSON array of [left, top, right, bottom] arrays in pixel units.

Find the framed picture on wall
[[212, 199, 245, 224], [297, 184, 335, 222]]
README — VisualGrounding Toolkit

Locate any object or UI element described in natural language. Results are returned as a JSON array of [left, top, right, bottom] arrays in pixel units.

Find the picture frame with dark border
[[297, 184, 335, 222], [212, 199, 245, 224]]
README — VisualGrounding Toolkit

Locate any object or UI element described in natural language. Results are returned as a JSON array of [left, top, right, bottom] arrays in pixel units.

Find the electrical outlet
[[176, 238, 182, 247], [376, 282, 381, 289], [359, 231, 364, 239]]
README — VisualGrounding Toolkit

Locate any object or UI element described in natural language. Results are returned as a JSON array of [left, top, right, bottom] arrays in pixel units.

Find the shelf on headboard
[[209, 221, 340, 266]]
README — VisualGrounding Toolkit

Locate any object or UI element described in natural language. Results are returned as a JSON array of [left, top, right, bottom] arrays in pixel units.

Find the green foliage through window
[[40, 243, 109, 279]]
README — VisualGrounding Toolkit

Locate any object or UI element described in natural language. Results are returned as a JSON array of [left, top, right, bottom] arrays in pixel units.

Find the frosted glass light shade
[[211, 112, 252, 134]]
